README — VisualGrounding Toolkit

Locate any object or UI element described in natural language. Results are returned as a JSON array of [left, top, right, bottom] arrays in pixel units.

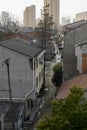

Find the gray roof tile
[[0, 38, 42, 58]]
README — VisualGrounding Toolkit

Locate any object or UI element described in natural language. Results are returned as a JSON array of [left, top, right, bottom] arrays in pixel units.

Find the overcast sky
[[0, 0, 87, 23]]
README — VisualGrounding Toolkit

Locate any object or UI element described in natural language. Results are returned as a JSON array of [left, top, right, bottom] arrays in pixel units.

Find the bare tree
[[37, 4, 55, 50], [1, 11, 19, 32], [38, 4, 54, 31], [36, 4, 55, 87]]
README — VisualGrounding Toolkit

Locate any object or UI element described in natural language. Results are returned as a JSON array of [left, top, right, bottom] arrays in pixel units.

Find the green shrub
[[52, 63, 63, 87]]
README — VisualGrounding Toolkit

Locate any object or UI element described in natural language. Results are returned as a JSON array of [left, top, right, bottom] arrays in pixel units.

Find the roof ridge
[[0, 38, 42, 58]]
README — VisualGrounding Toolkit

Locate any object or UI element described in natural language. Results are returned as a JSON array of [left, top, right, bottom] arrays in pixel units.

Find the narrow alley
[[28, 53, 61, 130]]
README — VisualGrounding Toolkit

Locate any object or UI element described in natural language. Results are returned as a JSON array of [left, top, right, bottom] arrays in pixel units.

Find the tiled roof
[[0, 38, 42, 58], [57, 73, 87, 99], [2, 33, 32, 41], [62, 20, 87, 33]]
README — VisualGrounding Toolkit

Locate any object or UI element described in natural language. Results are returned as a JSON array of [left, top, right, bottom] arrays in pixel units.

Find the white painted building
[[0, 38, 45, 129]]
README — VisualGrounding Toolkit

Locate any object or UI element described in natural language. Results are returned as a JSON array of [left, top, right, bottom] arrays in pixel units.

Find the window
[[39, 72, 41, 82], [0, 122, 1, 130], [39, 58, 41, 65], [27, 100, 30, 110], [42, 68, 44, 77], [39, 55, 44, 65], [42, 55, 44, 60], [36, 59, 38, 68], [36, 77, 38, 87]]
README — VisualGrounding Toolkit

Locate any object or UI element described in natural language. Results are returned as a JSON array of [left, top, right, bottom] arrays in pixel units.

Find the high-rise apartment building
[[61, 17, 71, 25], [44, 0, 60, 29], [1, 11, 9, 25], [23, 5, 36, 28], [76, 11, 87, 21]]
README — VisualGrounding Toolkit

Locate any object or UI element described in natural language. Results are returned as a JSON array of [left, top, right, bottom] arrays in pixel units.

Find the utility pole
[[4, 59, 15, 130]]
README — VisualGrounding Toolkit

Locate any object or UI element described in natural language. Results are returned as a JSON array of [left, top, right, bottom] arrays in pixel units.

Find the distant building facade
[[1, 11, 9, 25], [36, 18, 41, 27], [61, 17, 71, 25], [23, 5, 36, 28], [44, 0, 60, 29], [76, 11, 87, 21]]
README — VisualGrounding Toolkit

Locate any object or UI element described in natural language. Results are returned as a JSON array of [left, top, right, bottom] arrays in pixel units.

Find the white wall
[[75, 44, 87, 73], [0, 46, 33, 99], [35, 51, 45, 93], [75, 46, 82, 73]]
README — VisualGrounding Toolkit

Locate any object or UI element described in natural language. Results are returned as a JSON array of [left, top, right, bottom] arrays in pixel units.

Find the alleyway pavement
[[28, 60, 58, 130]]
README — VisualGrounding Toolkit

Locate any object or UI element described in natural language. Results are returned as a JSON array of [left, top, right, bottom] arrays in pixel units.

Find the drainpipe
[[4, 59, 15, 130]]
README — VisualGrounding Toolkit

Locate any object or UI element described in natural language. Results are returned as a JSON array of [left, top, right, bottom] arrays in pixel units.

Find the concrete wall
[[75, 46, 82, 73], [35, 51, 45, 93], [0, 114, 4, 130], [5, 122, 18, 130], [0, 46, 33, 99], [63, 23, 87, 80], [75, 44, 87, 73]]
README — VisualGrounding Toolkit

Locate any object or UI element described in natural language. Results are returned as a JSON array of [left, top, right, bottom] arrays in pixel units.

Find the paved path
[[25, 43, 61, 130], [28, 50, 62, 130], [28, 61, 57, 130]]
